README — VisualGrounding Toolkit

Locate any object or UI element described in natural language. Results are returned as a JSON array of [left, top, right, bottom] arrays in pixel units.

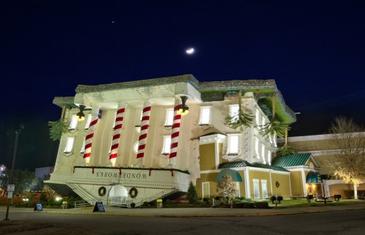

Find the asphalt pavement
[[1, 207, 365, 234]]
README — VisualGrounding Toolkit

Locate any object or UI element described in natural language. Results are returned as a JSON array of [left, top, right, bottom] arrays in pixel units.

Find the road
[[1, 209, 365, 235]]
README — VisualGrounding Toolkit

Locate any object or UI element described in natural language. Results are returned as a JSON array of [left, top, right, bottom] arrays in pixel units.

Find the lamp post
[[4, 125, 24, 221]]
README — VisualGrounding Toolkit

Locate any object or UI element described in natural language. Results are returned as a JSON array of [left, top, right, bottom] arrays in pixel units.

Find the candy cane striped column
[[169, 103, 182, 160], [83, 108, 99, 164], [136, 103, 152, 162], [109, 105, 126, 166]]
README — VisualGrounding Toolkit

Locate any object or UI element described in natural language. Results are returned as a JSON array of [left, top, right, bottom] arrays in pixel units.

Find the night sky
[[1, 1, 365, 170]]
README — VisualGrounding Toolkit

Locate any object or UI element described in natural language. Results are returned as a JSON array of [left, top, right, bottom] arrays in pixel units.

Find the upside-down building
[[47, 74, 323, 207]]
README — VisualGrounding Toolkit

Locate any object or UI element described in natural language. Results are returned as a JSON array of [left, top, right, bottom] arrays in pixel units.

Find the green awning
[[306, 171, 320, 184], [216, 169, 242, 182]]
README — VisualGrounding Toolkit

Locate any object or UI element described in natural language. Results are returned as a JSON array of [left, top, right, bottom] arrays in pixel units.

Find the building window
[[227, 134, 239, 155], [199, 106, 211, 125], [133, 141, 139, 154], [202, 182, 210, 198], [161, 135, 171, 155], [164, 108, 174, 127], [261, 115, 266, 126], [69, 115, 78, 130], [261, 180, 268, 199], [84, 114, 92, 129], [261, 144, 266, 164], [255, 109, 260, 126], [255, 137, 260, 159], [229, 104, 239, 121], [253, 178, 261, 199], [64, 137, 75, 154], [80, 139, 85, 154]]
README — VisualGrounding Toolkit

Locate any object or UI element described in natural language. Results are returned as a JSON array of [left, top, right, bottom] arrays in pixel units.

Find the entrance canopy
[[306, 171, 320, 184], [216, 169, 242, 183]]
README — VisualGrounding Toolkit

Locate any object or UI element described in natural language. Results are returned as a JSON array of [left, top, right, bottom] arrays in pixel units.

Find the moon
[[185, 47, 195, 55]]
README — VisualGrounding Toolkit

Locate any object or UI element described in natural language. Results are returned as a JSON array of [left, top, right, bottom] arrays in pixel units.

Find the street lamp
[[177, 96, 189, 116], [4, 124, 24, 221]]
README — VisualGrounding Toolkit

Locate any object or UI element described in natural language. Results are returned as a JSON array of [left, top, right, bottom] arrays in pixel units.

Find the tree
[[187, 182, 198, 204], [217, 175, 237, 208], [0, 169, 36, 194], [326, 117, 365, 199], [225, 91, 254, 130]]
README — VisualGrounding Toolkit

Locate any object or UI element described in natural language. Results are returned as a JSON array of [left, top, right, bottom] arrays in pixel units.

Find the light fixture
[[177, 96, 189, 116], [77, 105, 86, 121]]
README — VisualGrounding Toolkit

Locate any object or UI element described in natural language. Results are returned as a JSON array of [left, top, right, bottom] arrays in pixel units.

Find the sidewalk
[[2, 202, 365, 217]]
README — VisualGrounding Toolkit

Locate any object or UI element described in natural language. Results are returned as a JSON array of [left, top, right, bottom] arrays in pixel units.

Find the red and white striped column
[[109, 105, 126, 166], [169, 102, 182, 164], [83, 107, 99, 164], [136, 102, 152, 165]]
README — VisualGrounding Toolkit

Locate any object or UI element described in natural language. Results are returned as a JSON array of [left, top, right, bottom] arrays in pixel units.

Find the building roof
[[54, 74, 296, 123], [218, 160, 289, 172], [272, 153, 312, 168]]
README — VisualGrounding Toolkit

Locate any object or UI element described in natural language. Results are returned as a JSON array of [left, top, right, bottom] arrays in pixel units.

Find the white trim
[[300, 149, 342, 156], [214, 141, 220, 169], [200, 170, 220, 174], [199, 134, 226, 145], [288, 171, 292, 197], [202, 182, 210, 199], [301, 168, 307, 196], [287, 132, 365, 142], [269, 170, 273, 196], [247, 167, 290, 175], [244, 168, 251, 199], [200, 167, 290, 175]]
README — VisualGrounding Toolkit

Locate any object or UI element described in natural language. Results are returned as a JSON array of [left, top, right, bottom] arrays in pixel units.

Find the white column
[[245, 167, 251, 199], [301, 168, 307, 197]]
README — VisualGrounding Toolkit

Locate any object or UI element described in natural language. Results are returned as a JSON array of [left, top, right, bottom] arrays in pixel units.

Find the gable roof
[[218, 160, 289, 172], [272, 153, 312, 168]]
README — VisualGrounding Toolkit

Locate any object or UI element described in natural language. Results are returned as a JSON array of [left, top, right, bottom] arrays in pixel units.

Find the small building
[[46, 74, 304, 206], [287, 134, 365, 199]]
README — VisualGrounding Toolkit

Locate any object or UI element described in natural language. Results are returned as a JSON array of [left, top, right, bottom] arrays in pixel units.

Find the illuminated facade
[[47, 74, 315, 207]]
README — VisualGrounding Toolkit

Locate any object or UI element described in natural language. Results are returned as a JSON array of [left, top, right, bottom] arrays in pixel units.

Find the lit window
[[261, 144, 266, 164], [161, 135, 171, 155], [261, 180, 268, 198], [227, 134, 239, 155], [261, 116, 266, 126], [229, 104, 239, 121], [255, 109, 260, 126], [64, 137, 75, 154], [69, 115, 78, 130], [164, 108, 174, 126], [133, 141, 139, 154], [80, 139, 85, 153], [202, 182, 210, 198], [199, 106, 211, 125], [253, 178, 261, 199], [84, 114, 92, 129]]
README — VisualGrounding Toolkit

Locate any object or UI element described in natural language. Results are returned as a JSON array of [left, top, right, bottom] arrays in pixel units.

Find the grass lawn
[[269, 199, 365, 208]]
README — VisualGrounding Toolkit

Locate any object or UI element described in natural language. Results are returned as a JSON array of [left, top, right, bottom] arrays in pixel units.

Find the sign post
[[4, 125, 23, 221]]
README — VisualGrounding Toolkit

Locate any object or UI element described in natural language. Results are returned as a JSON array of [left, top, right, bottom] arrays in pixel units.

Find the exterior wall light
[[177, 96, 189, 116], [77, 105, 86, 121]]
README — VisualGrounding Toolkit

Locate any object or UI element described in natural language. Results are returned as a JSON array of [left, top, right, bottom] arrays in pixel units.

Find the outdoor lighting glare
[[22, 198, 29, 202], [55, 196, 63, 202], [77, 105, 86, 121], [177, 96, 189, 116]]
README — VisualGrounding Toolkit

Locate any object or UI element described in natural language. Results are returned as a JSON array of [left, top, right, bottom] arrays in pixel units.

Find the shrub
[[187, 182, 198, 204], [254, 201, 270, 209]]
